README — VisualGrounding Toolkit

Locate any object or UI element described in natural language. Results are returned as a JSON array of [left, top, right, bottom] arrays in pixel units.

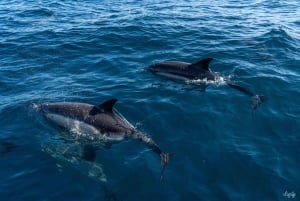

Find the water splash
[[185, 74, 228, 86]]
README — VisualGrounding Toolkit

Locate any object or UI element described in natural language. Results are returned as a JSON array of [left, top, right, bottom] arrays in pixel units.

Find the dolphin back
[[147, 58, 217, 81]]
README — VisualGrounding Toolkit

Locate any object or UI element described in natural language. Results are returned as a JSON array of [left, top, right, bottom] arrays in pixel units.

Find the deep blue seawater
[[1, 0, 300, 200]]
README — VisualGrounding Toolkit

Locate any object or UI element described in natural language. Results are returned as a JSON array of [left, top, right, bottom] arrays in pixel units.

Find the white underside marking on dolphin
[[155, 71, 227, 86], [45, 113, 124, 141], [155, 72, 189, 81]]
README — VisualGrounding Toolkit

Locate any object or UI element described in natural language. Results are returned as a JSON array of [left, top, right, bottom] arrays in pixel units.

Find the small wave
[[17, 8, 54, 18], [258, 27, 298, 50]]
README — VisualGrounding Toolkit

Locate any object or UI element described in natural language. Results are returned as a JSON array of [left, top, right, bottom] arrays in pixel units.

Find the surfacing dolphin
[[39, 99, 171, 180], [147, 58, 265, 109]]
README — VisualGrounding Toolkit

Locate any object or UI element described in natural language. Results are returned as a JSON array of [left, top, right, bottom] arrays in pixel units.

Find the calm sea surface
[[1, 0, 299, 200]]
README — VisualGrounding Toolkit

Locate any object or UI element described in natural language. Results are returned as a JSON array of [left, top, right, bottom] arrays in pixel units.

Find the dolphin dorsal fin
[[190, 58, 213, 70], [89, 99, 118, 115], [99, 99, 117, 112]]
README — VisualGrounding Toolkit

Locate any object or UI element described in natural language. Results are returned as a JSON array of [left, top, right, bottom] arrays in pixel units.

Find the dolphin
[[0, 138, 16, 157], [147, 58, 265, 109], [39, 99, 171, 179]]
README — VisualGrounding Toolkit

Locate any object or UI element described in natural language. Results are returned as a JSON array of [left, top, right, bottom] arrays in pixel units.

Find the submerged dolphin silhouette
[[147, 58, 265, 109], [39, 99, 171, 179]]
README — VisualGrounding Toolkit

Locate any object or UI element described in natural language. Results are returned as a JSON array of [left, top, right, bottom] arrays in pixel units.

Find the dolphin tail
[[160, 152, 174, 181], [226, 82, 266, 110], [251, 95, 266, 110], [132, 132, 173, 180]]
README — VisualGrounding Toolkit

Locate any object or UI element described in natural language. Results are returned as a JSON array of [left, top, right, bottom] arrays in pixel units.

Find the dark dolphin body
[[147, 58, 218, 81], [0, 138, 16, 156], [147, 58, 265, 109], [40, 99, 171, 179]]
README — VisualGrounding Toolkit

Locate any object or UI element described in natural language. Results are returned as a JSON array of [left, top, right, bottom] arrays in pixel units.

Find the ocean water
[[1, 0, 300, 200]]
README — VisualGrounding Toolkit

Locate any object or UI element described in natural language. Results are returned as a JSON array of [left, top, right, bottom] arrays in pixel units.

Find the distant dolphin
[[147, 58, 265, 109], [39, 99, 171, 179], [0, 138, 16, 156]]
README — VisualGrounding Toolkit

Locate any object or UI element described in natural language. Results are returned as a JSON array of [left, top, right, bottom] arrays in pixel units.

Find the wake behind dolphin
[[39, 99, 171, 180], [147, 58, 265, 109]]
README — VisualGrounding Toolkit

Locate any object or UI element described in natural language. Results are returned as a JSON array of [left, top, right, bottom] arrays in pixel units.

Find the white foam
[[31, 103, 40, 110], [186, 74, 228, 86]]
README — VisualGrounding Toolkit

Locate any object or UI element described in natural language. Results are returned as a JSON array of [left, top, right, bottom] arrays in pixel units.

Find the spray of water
[[185, 73, 229, 86]]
